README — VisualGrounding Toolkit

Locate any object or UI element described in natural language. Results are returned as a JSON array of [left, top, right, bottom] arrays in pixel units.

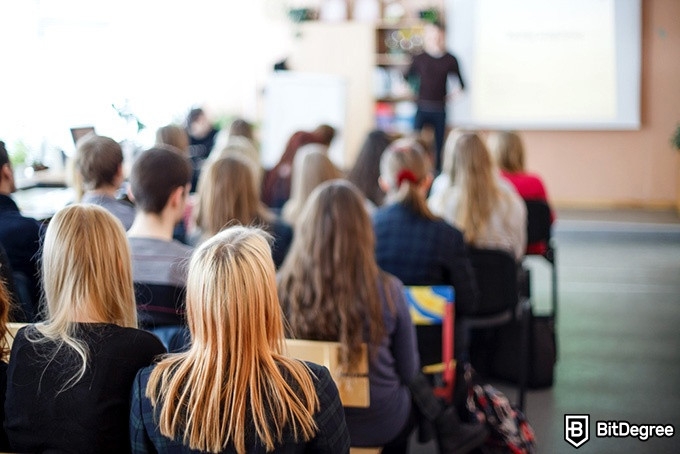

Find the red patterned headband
[[396, 169, 418, 186]]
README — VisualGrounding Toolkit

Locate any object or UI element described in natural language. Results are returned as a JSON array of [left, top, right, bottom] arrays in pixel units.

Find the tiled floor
[[411, 208, 680, 453]]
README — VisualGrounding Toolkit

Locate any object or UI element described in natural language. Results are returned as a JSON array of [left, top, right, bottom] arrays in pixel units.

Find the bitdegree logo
[[597, 420, 675, 441], [565, 414, 676, 448]]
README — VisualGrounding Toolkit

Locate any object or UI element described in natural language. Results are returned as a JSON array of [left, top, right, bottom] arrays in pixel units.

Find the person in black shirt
[[406, 21, 465, 172], [4, 204, 166, 453]]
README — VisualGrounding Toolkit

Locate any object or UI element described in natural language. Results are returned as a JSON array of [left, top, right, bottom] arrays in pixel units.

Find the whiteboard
[[261, 71, 347, 169], [447, 0, 641, 130]]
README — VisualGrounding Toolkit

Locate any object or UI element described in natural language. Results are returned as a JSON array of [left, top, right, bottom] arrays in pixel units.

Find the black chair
[[133, 282, 189, 352], [525, 199, 558, 321], [461, 247, 531, 411]]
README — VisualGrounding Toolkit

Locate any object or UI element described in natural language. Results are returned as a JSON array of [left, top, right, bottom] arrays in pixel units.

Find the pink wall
[[516, 0, 680, 210]]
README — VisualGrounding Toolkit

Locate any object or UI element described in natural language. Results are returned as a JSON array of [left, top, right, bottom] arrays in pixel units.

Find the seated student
[[428, 132, 527, 262], [278, 180, 487, 454], [127, 147, 193, 327], [372, 138, 479, 320], [487, 130, 555, 254], [347, 129, 395, 210], [75, 134, 136, 230], [185, 107, 219, 192], [156, 124, 190, 156], [130, 226, 350, 453], [192, 155, 293, 268], [261, 127, 332, 209], [0, 141, 42, 320], [4, 204, 166, 453], [281, 145, 343, 225]]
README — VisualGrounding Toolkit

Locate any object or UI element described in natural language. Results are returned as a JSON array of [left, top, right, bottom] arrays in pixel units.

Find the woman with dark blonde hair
[[192, 155, 292, 267], [279, 180, 486, 454], [373, 138, 479, 318], [487, 130, 554, 254], [281, 146, 342, 225], [428, 132, 527, 261], [4, 204, 166, 453], [130, 226, 349, 453]]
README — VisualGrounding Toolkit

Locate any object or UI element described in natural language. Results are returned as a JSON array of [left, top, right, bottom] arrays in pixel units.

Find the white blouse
[[427, 178, 527, 261]]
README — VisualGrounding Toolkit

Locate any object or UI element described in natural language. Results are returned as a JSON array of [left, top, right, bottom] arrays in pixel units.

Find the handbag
[[490, 309, 557, 389]]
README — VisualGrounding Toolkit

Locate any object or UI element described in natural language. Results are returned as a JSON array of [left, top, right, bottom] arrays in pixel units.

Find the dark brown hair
[[130, 147, 192, 214]]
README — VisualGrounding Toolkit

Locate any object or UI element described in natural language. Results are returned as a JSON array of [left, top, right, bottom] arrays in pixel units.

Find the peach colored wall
[[516, 0, 680, 210]]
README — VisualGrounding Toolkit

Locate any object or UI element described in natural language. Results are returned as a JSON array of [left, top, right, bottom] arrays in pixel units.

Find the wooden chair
[[284, 338, 369, 408], [283, 339, 381, 454], [403, 285, 456, 403]]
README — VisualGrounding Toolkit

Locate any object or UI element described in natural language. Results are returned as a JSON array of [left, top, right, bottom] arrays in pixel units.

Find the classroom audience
[[127, 147, 193, 328], [0, 141, 42, 320], [192, 155, 293, 268], [4, 204, 166, 453], [487, 130, 555, 254], [347, 129, 395, 209], [281, 145, 343, 225], [278, 180, 487, 454], [428, 132, 527, 261], [75, 134, 136, 230], [130, 226, 350, 453]]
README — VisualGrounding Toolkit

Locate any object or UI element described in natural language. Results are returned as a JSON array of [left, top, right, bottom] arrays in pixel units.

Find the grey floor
[[411, 208, 680, 453]]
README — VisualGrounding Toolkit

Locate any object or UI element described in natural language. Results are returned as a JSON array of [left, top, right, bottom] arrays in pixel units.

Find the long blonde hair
[[445, 133, 504, 244], [282, 146, 342, 224], [194, 155, 273, 241], [33, 204, 137, 389], [278, 180, 388, 372], [380, 137, 436, 220], [146, 227, 319, 453]]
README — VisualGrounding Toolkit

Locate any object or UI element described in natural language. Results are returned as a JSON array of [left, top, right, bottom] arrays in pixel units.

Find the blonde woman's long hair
[[380, 137, 436, 220], [32, 204, 137, 389], [146, 226, 319, 453], [487, 130, 525, 173], [445, 132, 505, 244], [194, 155, 273, 242], [282, 146, 342, 224], [278, 180, 388, 372]]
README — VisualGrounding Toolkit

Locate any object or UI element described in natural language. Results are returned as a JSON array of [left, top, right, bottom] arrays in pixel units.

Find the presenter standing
[[406, 21, 465, 172]]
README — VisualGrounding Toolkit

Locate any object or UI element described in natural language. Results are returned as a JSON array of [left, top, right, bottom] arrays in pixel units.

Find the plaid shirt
[[130, 362, 350, 453], [373, 203, 480, 315]]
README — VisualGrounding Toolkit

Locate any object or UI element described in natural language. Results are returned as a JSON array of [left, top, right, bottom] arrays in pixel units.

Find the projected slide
[[448, 0, 640, 130]]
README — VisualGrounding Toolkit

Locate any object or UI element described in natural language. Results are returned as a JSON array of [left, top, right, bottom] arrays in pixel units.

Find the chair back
[[133, 283, 186, 329], [403, 285, 455, 401], [284, 339, 370, 408], [525, 200, 552, 245], [468, 247, 519, 316]]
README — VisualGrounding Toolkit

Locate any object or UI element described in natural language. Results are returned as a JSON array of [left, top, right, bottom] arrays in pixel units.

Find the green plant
[[10, 141, 29, 166], [672, 124, 680, 151]]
